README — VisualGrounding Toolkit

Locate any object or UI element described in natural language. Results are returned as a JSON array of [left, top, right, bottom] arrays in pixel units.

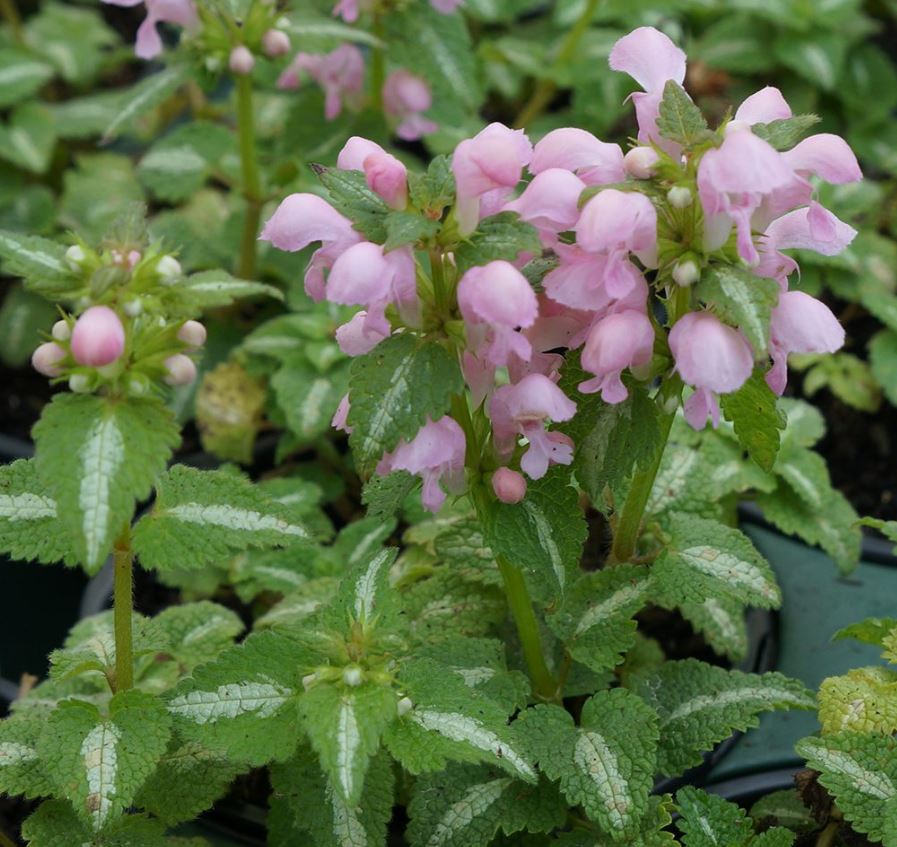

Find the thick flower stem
[[513, 0, 600, 128], [370, 14, 386, 111], [236, 73, 262, 280], [113, 527, 134, 693]]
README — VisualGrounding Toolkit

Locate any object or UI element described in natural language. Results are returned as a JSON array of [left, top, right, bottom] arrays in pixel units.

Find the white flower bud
[[672, 259, 700, 287], [65, 245, 86, 271], [229, 45, 256, 76], [302, 672, 318, 691], [123, 299, 143, 317], [397, 697, 413, 717], [156, 256, 182, 283], [667, 186, 692, 208], [177, 320, 207, 348], [164, 354, 197, 387], [342, 666, 363, 687], [624, 146, 659, 179], [69, 374, 91, 393], [51, 320, 71, 341], [262, 29, 291, 58], [127, 374, 151, 397]]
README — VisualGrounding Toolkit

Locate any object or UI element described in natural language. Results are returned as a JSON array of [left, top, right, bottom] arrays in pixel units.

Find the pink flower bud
[[262, 29, 291, 58], [70, 306, 126, 368], [579, 310, 654, 403], [177, 320, 207, 348], [623, 147, 659, 179], [229, 45, 256, 75], [32, 342, 66, 377], [338, 137, 408, 208], [492, 468, 527, 504], [164, 354, 197, 386]]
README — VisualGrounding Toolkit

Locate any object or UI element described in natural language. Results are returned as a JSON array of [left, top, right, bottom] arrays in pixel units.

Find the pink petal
[[734, 86, 792, 125], [259, 193, 359, 253], [669, 312, 754, 393], [770, 291, 844, 356], [608, 26, 687, 92], [764, 205, 857, 256], [576, 189, 657, 255], [504, 168, 585, 233], [530, 128, 625, 184], [782, 133, 862, 184]]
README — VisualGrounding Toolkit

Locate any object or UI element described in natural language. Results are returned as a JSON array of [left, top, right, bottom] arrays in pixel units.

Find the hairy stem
[[370, 13, 386, 111], [113, 527, 134, 692], [513, 0, 600, 128], [236, 72, 262, 280], [0, 0, 23, 43]]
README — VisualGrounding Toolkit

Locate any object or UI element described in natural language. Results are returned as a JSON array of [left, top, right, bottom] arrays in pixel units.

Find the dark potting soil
[[0, 366, 54, 444], [0, 795, 34, 846]]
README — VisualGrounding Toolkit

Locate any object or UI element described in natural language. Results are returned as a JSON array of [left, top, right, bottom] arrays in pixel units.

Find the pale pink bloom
[[452, 123, 533, 235], [530, 129, 625, 185], [492, 467, 527, 504], [332, 394, 352, 433], [489, 373, 577, 479], [262, 29, 291, 58], [575, 189, 657, 298], [669, 312, 754, 430], [102, 0, 198, 60], [229, 45, 255, 75], [278, 45, 364, 120], [766, 291, 844, 395], [732, 86, 792, 127], [259, 193, 362, 301], [781, 134, 862, 185], [579, 310, 654, 403], [376, 416, 466, 512], [32, 342, 66, 377], [504, 169, 585, 235], [461, 351, 496, 408], [383, 71, 438, 141], [765, 205, 857, 258], [70, 306, 125, 367], [609, 26, 687, 155], [164, 354, 197, 386], [334, 310, 389, 356], [430, 0, 463, 11], [458, 261, 538, 367], [697, 130, 794, 265], [177, 320, 206, 348], [338, 137, 408, 209], [624, 147, 659, 179], [332, 0, 364, 21]]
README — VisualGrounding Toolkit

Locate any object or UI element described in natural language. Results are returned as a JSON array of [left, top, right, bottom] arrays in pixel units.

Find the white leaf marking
[[574, 580, 650, 638], [165, 503, 308, 538], [574, 731, 630, 829], [353, 549, 391, 623], [168, 681, 292, 724], [0, 742, 38, 765], [667, 686, 815, 723], [0, 492, 56, 521], [522, 501, 565, 592], [81, 721, 121, 830], [78, 414, 124, 567], [805, 744, 896, 801], [336, 697, 361, 800], [678, 545, 778, 603], [426, 778, 512, 846]]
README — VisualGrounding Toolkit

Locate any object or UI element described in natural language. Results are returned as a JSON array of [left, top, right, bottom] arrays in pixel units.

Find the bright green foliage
[[38, 690, 172, 832], [347, 333, 464, 474], [454, 212, 541, 273], [548, 565, 652, 675], [652, 514, 781, 610], [720, 373, 786, 472], [323, 547, 399, 633], [0, 713, 54, 799], [384, 211, 441, 251], [407, 763, 565, 847], [0, 283, 57, 367], [271, 355, 349, 444], [818, 667, 897, 735], [255, 578, 339, 635], [679, 596, 748, 663], [834, 616, 897, 649], [33, 394, 179, 572], [796, 732, 897, 845], [177, 269, 283, 309], [315, 166, 391, 242], [517, 689, 659, 839], [0, 229, 74, 298], [869, 328, 897, 406], [362, 470, 418, 519], [751, 114, 821, 150], [675, 787, 795, 847], [132, 465, 311, 572], [0, 458, 71, 565], [629, 660, 816, 775], [859, 517, 897, 555], [408, 155, 456, 216], [103, 65, 190, 141], [748, 790, 817, 832], [555, 796, 677, 847], [147, 601, 244, 673], [0, 48, 54, 109], [484, 469, 587, 603], [656, 80, 711, 147], [0, 103, 56, 174], [697, 267, 779, 355]]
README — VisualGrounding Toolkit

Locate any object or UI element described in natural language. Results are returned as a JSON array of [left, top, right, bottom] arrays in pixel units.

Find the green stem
[[513, 0, 600, 128], [0, 829, 18, 847], [815, 822, 839, 847], [370, 13, 386, 111], [235, 72, 262, 280], [430, 248, 449, 316], [496, 555, 558, 701], [113, 527, 134, 693], [0, 0, 23, 43]]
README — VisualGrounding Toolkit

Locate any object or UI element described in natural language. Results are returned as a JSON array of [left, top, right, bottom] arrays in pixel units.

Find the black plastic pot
[[707, 768, 800, 807]]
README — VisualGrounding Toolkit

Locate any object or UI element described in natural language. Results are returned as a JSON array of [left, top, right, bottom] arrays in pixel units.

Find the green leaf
[[656, 80, 710, 147], [384, 211, 441, 251], [556, 797, 676, 847], [630, 660, 816, 776], [38, 690, 172, 832], [0, 228, 72, 296], [749, 789, 816, 831], [0, 103, 57, 174], [347, 333, 464, 475], [0, 282, 57, 367], [315, 166, 390, 242], [818, 667, 897, 735], [774, 32, 846, 92], [33, 395, 179, 573], [133, 465, 311, 573], [454, 212, 542, 274], [0, 458, 72, 565], [0, 714, 54, 799], [796, 732, 897, 845], [361, 471, 417, 519], [0, 48, 54, 109], [484, 469, 586, 603], [751, 115, 821, 151], [271, 356, 348, 444], [869, 328, 897, 406], [833, 616, 897, 649], [548, 565, 652, 675], [103, 65, 190, 141], [680, 596, 748, 663], [325, 547, 399, 634], [697, 266, 779, 355], [720, 372, 786, 472], [652, 514, 781, 610], [676, 787, 795, 847], [178, 269, 283, 309], [148, 601, 244, 672], [407, 155, 456, 215], [47, 90, 124, 140]]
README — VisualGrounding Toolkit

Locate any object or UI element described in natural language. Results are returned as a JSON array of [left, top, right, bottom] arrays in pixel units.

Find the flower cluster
[[263, 25, 860, 512]]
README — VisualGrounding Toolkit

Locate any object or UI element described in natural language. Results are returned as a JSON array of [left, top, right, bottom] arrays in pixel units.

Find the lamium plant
[[0, 16, 888, 847]]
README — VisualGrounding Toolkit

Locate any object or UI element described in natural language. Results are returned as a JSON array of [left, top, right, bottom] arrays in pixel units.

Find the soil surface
[[0, 366, 54, 445]]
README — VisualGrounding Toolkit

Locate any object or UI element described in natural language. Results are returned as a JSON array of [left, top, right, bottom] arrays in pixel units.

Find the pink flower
[[70, 306, 126, 368], [766, 291, 844, 395], [430, 0, 463, 11], [731, 86, 792, 127], [504, 168, 585, 236], [338, 137, 408, 209], [383, 71, 438, 141], [575, 189, 657, 298], [579, 310, 654, 403], [334, 311, 390, 357], [452, 123, 533, 235], [623, 147, 660, 179], [102, 0, 198, 60], [278, 45, 364, 120], [177, 320, 206, 348], [489, 373, 577, 479], [609, 26, 687, 155], [259, 193, 362, 301], [782, 134, 862, 185], [332, 0, 364, 21], [229, 45, 255, 75], [492, 468, 527, 504], [669, 312, 754, 430], [262, 29, 291, 58], [530, 128, 625, 185], [697, 130, 794, 265], [376, 416, 466, 512], [458, 261, 539, 367], [332, 394, 352, 433], [32, 342, 66, 377]]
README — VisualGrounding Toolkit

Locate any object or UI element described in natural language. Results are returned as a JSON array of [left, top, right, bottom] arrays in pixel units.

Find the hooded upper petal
[[530, 128, 625, 185], [608, 26, 686, 92], [733, 86, 792, 125]]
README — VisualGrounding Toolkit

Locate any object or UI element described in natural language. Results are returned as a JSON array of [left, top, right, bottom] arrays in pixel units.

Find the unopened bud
[[51, 320, 71, 342], [343, 666, 363, 687], [71, 306, 126, 367], [123, 299, 143, 317], [229, 45, 256, 75], [32, 342, 66, 377], [302, 672, 318, 691], [156, 255, 182, 283], [667, 186, 692, 208], [624, 146, 659, 179], [397, 697, 413, 717], [69, 374, 91, 393], [65, 245, 87, 271], [261, 29, 291, 58], [177, 320, 207, 348], [491, 468, 527, 504], [672, 259, 700, 287], [164, 353, 197, 386], [127, 250, 141, 269], [127, 373, 151, 397]]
